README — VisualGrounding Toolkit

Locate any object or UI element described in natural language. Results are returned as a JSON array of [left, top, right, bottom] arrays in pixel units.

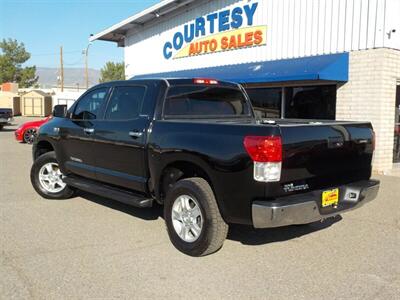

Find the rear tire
[[30, 151, 75, 199], [164, 177, 228, 256], [0, 125, 3, 130], [23, 128, 37, 144]]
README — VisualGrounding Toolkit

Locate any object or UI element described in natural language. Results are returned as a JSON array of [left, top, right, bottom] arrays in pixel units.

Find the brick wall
[[1, 83, 19, 93], [337, 48, 400, 172]]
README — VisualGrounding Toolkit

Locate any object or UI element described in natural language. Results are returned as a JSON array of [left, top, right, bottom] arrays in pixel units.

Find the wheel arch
[[155, 159, 228, 223], [156, 160, 213, 203], [33, 139, 55, 160]]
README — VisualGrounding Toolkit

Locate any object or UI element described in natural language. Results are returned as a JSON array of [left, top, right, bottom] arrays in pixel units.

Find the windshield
[[163, 85, 252, 118]]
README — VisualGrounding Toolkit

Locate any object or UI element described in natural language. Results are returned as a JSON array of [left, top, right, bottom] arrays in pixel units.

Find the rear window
[[164, 85, 251, 118]]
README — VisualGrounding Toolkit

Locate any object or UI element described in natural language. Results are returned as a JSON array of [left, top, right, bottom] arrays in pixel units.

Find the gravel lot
[[1, 117, 399, 299]]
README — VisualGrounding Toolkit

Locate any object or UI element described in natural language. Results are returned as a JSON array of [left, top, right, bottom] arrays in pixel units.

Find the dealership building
[[91, 0, 400, 173]]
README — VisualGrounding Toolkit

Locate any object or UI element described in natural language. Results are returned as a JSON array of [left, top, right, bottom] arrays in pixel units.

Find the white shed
[[52, 91, 84, 109]]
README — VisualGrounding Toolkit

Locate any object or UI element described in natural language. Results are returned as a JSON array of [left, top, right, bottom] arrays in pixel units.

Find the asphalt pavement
[[1, 117, 399, 299]]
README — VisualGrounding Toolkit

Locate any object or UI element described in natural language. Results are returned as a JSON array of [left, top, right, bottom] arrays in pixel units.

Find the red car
[[15, 116, 52, 144]]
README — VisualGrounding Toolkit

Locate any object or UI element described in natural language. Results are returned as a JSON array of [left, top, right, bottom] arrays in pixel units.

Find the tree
[[99, 61, 125, 83], [0, 38, 38, 88]]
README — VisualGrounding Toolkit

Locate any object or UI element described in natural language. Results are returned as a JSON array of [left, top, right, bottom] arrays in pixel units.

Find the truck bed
[[149, 116, 374, 224]]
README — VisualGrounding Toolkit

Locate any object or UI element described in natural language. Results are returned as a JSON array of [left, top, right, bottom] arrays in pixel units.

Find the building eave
[[89, 0, 197, 46]]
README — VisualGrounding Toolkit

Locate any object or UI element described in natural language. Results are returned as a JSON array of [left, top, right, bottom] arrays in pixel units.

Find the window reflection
[[245, 88, 282, 118]]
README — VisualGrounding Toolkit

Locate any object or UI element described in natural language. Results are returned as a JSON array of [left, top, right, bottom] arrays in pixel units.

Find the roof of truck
[[131, 77, 240, 87], [91, 78, 240, 91]]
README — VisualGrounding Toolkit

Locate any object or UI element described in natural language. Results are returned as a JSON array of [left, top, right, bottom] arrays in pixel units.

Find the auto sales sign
[[163, 2, 266, 60]]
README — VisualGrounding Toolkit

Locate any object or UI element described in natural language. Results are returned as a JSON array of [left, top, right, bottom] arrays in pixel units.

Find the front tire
[[30, 151, 75, 199], [164, 177, 228, 256]]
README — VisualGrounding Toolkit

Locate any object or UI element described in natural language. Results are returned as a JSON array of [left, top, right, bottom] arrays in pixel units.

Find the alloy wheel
[[38, 162, 66, 193], [171, 195, 203, 243], [24, 128, 37, 144]]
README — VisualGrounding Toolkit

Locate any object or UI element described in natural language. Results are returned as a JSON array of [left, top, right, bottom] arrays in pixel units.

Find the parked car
[[0, 108, 13, 130], [15, 116, 52, 144], [30, 79, 379, 256]]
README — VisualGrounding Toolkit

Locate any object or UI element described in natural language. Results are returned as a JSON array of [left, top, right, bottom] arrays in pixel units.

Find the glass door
[[394, 85, 400, 163]]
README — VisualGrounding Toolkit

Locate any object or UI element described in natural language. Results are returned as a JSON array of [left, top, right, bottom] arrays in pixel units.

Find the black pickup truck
[[30, 79, 379, 256], [0, 108, 13, 130]]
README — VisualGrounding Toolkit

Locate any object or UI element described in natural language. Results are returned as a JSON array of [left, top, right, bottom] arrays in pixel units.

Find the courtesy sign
[[163, 2, 266, 60]]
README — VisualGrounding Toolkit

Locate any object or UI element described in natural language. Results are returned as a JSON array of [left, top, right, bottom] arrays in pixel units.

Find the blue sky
[[0, 0, 160, 70]]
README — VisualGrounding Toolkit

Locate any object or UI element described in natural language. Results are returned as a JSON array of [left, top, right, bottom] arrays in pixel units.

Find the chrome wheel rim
[[38, 162, 66, 193], [171, 195, 203, 243], [24, 129, 37, 144]]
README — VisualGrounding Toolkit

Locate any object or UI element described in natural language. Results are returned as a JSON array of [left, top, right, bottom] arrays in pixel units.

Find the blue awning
[[133, 53, 349, 83]]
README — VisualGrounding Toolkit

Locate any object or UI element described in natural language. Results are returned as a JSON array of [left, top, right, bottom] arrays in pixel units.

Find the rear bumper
[[0, 117, 13, 124], [15, 130, 23, 141], [252, 179, 379, 228]]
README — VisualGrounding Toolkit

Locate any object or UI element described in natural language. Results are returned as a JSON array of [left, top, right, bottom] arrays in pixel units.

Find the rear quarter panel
[[148, 120, 280, 224]]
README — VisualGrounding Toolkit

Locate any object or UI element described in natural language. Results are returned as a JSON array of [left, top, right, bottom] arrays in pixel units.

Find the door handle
[[129, 131, 143, 138], [84, 128, 95, 134]]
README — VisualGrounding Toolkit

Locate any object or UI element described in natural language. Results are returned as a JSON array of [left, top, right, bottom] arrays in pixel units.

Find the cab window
[[164, 86, 251, 118], [72, 88, 109, 120], [105, 86, 146, 120]]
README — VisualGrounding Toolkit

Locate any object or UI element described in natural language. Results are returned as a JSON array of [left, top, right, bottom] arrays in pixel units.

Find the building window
[[246, 85, 337, 120], [285, 85, 336, 120], [245, 88, 282, 118]]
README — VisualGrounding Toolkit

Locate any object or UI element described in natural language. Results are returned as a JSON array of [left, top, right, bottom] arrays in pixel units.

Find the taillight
[[193, 78, 219, 85], [243, 136, 282, 162], [243, 136, 282, 182]]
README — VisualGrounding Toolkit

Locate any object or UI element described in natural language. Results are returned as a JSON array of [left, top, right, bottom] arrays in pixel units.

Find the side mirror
[[53, 105, 68, 118]]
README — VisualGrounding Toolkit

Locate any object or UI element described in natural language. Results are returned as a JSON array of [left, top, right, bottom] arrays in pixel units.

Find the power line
[[30, 50, 82, 57], [64, 57, 84, 66]]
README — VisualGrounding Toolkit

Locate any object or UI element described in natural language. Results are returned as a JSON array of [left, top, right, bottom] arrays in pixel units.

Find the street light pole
[[83, 43, 92, 89], [60, 46, 64, 92]]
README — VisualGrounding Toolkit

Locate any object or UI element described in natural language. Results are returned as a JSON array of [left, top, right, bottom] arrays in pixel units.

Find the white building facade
[[92, 0, 400, 172]]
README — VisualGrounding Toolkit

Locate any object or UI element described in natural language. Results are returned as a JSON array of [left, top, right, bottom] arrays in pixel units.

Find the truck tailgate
[[0, 109, 13, 122], [278, 122, 374, 194]]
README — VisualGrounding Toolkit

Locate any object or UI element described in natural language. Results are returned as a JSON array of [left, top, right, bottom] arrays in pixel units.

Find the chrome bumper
[[252, 179, 379, 228]]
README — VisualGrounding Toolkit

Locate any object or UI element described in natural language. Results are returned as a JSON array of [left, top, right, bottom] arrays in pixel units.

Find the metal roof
[[132, 53, 350, 83], [0, 91, 19, 97], [90, 0, 197, 46], [21, 90, 51, 97]]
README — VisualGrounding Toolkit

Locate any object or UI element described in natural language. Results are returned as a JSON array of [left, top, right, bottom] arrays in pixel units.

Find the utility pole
[[60, 46, 64, 92]]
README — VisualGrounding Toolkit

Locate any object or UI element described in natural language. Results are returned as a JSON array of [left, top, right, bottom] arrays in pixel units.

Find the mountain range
[[36, 67, 101, 88]]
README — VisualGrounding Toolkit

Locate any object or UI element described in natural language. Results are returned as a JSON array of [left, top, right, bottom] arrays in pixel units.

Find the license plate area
[[322, 188, 339, 207]]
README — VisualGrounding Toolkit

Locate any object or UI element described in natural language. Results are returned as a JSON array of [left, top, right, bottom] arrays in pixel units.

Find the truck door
[[58, 87, 109, 180], [92, 84, 151, 192]]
